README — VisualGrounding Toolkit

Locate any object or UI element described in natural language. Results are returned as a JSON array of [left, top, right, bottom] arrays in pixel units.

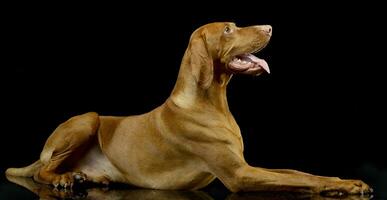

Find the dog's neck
[[169, 57, 232, 114]]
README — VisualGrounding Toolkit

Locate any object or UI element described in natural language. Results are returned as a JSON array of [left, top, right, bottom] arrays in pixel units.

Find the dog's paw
[[320, 179, 373, 197], [52, 172, 74, 189], [51, 172, 87, 189], [345, 180, 373, 195]]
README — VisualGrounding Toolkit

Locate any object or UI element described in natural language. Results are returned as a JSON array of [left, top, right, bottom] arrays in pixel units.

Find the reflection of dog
[[5, 175, 372, 200], [6, 22, 371, 196], [6, 175, 212, 200]]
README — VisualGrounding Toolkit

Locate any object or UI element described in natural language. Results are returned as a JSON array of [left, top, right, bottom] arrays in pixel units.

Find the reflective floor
[[0, 175, 383, 200]]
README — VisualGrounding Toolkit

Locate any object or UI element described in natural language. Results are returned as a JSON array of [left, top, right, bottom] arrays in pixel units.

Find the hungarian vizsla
[[6, 22, 371, 197]]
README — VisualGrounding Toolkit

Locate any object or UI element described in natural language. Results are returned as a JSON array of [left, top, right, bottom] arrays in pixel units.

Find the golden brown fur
[[6, 22, 371, 197]]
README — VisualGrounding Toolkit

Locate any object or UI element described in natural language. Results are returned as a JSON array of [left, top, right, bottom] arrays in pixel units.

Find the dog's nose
[[261, 25, 272, 36]]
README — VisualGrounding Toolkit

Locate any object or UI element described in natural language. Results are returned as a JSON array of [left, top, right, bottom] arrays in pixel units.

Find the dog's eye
[[224, 26, 232, 34]]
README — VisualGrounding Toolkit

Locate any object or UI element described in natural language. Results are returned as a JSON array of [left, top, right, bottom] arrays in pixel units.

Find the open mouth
[[228, 53, 270, 75]]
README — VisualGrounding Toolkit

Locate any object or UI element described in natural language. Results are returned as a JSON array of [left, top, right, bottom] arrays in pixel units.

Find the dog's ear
[[188, 33, 214, 89]]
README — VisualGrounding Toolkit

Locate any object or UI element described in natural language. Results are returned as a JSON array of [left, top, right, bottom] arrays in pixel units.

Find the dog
[[6, 22, 371, 196]]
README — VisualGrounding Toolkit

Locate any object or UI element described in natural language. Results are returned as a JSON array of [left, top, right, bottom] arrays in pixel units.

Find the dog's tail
[[5, 160, 42, 177]]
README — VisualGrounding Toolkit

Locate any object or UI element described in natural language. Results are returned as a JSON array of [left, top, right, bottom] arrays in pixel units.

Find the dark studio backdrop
[[1, 1, 386, 199]]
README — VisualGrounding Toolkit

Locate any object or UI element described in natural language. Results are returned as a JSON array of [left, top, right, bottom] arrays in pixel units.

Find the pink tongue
[[246, 54, 270, 74]]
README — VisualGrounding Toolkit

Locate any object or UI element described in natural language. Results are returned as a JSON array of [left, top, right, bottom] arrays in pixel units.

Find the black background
[[1, 1, 386, 199]]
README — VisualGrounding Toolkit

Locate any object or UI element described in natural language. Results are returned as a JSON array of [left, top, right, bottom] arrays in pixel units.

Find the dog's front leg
[[202, 145, 371, 196]]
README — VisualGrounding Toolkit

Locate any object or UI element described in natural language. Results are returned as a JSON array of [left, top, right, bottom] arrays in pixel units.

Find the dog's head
[[188, 22, 271, 88]]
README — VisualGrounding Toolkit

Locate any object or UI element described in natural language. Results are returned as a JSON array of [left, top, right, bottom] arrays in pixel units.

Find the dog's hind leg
[[32, 112, 100, 188]]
